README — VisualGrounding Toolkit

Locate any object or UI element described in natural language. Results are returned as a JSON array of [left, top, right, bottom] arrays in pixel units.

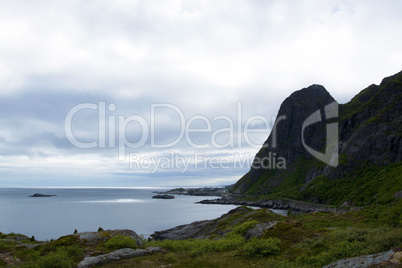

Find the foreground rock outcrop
[[77, 247, 162, 268], [151, 206, 280, 240], [74, 229, 144, 246], [323, 249, 401, 268]]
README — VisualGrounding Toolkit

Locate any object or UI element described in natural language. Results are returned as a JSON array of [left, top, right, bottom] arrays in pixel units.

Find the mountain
[[231, 71, 402, 206]]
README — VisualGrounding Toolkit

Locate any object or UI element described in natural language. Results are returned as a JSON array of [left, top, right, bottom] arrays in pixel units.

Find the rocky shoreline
[[156, 187, 361, 213], [197, 195, 361, 213]]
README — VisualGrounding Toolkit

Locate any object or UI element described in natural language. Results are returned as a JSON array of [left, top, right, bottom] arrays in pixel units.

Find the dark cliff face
[[260, 84, 335, 164], [338, 72, 402, 167], [233, 84, 336, 194], [232, 71, 402, 201]]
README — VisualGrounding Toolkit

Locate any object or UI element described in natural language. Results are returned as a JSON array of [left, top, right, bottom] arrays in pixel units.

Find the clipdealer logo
[[64, 101, 339, 172], [301, 102, 339, 167], [64, 102, 281, 158]]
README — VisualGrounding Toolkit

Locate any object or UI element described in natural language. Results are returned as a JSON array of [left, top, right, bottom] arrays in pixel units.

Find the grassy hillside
[[239, 161, 402, 207], [301, 162, 402, 206]]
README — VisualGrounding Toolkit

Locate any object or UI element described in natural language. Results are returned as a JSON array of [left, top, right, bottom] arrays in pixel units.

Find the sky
[[0, 0, 401, 187]]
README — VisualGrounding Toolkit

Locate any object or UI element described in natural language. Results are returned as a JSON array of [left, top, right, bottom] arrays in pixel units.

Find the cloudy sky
[[0, 0, 401, 187]]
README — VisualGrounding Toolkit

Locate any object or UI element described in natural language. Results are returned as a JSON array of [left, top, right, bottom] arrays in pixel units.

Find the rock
[[244, 222, 278, 239], [77, 247, 161, 268], [151, 207, 255, 240], [151, 220, 213, 240], [323, 250, 399, 268], [75, 229, 144, 246], [341, 201, 351, 207], [394, 190, 402, 199], [152, 194, 174, 199]]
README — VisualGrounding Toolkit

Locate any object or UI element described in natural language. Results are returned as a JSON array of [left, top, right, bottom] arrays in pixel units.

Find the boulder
[[323, 250, 400, 268], [74, 229, 144, 246], [77, 247, 161, 268]]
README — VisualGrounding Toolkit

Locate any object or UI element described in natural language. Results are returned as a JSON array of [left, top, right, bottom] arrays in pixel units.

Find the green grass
[[149, 234, 245, 258], [0, 239, 19, 251], [0, 258, 7, 267], [6, 235, 85, 268], [239, 156, 314, 199], [293, 226, 402, 267], [230, 220, 259, 236], [103, 235, 138, 250], [103, 205, 401, 267], [137, 202, 401, 267], [339, 84, 379, 121], [240, 237, 281, 256], [301, 163, 402, 207], [199, 206, 285, 238], [238, 161, 402, 210], [19, 246, 81, 268]]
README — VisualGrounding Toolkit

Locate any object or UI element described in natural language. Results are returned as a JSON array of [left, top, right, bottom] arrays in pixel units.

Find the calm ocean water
[[0, 188, 288, 240], [0, 188, 288, 241]]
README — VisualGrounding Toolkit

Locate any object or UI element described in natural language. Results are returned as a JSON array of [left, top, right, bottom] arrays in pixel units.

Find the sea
[[0, 188, 287, 241]]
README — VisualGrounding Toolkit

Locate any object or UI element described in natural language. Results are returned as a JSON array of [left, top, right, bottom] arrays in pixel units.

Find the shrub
[[241, 237, 281, 256], [230, 220, 259, 236], [138, 234, 147, 245], [103, 235, 138, 250], [294, 226, 402, 267], [21, 248, 76, 268], [0, 240, 18, 252], [214, 234, 245, 251], [63, 244, 84, 262], [164, 252, 178, 263], [150, 235, 245, 257], [0, 258, 7, 267], [36, 235, 81, 255]]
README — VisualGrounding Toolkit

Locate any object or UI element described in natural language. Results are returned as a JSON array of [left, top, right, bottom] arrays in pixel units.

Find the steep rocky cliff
[[231, 71, 402, 206]]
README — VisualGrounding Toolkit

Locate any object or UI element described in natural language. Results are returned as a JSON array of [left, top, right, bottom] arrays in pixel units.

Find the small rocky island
[[29, 193, 56, 197], [152, 194, 174, 199], [154, 187, 229, 196]]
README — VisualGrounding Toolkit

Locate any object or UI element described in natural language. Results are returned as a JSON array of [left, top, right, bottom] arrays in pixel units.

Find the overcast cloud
[[0, 0, 401, 187]]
